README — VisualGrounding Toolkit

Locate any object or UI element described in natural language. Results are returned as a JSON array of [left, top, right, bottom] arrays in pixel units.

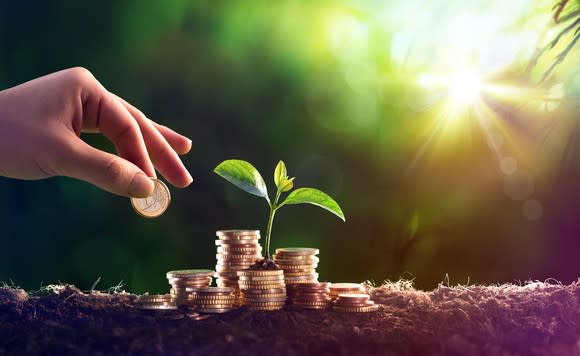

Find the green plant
[[214, 159, 345, 260]]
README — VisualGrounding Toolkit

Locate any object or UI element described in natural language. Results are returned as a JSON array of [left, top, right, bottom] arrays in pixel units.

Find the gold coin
[[130, 178, 171, 218], [136, 303, 178, 310]]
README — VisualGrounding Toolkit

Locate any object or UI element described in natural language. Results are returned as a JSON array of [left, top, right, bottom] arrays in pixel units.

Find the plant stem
[[264, 191, 281, 260]]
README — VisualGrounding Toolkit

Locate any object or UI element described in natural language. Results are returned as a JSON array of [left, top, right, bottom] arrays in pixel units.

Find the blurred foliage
[[0, 0, 579, 293]]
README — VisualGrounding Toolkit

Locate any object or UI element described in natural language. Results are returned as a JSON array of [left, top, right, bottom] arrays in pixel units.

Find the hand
[[0, 67, 193, 197]]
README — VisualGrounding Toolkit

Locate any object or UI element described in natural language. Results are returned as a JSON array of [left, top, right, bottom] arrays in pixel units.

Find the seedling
[[214, 160, 345, 263]]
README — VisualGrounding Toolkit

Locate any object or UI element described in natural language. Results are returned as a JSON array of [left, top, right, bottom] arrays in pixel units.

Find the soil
[[248, 258, 280, 270], [1, 280, 579, 355]]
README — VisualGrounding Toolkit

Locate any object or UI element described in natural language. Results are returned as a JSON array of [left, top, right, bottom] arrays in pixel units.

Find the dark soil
[[1, 280, 579, 355], [249, 258, 280, 270]]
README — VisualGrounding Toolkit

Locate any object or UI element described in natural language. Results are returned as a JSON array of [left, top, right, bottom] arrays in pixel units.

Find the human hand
[[0, 67, 192, 197]]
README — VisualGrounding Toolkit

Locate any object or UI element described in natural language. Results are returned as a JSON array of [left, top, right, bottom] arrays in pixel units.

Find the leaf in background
[[274, 160, 287, 190], [280, 187, 345, 221], [280, 177, 295, 192], [214, 160, 270, 203]]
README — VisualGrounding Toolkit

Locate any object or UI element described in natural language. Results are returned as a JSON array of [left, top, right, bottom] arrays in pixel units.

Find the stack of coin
[[190, 287, 237, 313], [237, 269, 286, 311], [214, 230, 263, 303], [135, 294, 177, 310], [329, 283, 366, 301], [287, 282, 331, 310], [333, 293, 379, 313], [166, 269, 214, 307], [273, 248, 319, 285]]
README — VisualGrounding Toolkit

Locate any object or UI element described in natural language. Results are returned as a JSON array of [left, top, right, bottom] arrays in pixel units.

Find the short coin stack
[[190, 287, 237, 313], [329, 283, 366, 302], [135, 294, 176, 310], [214, 230, 263, 302], [167, 269, 213, 307], [333, 293, 379, 313], [237, 269, 287, 311], [287, 282, 331, 310], [273, 248, 320, 285]]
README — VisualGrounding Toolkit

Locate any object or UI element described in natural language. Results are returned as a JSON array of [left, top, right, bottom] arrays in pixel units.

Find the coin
[[333, 304, 380, 313], [197, 308, 234, 313], [274, 256, 320, 263], [237, 269, 283, 276], [130, 178, 171, 218], [243, 288, 286, 295], [216, 230, 260, 237], [166, 269, 214, 279], [330, 283, 364, 290], [137, 294, 173, 303], [191, 287, 234, 294], [275, 247, 319, 255], [215, 239, 260, 246], [238, 275, 285, 281], [136, 304, 178, 310]]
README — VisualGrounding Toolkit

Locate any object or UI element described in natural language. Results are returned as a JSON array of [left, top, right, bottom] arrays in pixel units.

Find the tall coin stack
[[287, 282, 331, 310], [190, 287, 237, 314], [329, 283, 366, 302], [333, 293, 379, 313], [166, 269, 214, 307], [237, 269, 287, 311], [214, 230, 263, 303], [273, 248, 320, 286]]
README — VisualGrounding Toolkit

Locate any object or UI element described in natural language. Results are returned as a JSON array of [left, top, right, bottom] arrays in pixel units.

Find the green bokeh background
[[0, 0, 579, 293]]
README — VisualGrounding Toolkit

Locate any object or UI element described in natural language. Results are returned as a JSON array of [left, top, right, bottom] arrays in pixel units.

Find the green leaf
[[279, 188, 345, 221], [214, 160, 269, 203], [274, 160, 287, 190], [280, 177, 295, 192]]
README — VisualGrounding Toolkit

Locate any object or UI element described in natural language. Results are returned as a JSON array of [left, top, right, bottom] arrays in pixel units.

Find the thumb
[[60, 139, 155, 198]]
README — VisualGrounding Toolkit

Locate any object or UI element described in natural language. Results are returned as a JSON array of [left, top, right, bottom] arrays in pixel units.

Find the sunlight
[[447, 70, 483, 104]]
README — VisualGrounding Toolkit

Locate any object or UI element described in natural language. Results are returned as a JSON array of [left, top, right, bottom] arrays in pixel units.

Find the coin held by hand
[[130, 178, 171, 218]]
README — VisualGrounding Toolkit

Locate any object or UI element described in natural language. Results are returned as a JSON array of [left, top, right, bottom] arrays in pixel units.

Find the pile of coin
[[273, 248, 319, 285], [135, 294, 176, 310], [237, 269, 287, 311], [333, 293, 379, 313], [214, 230, 263, 303], [287, 282, 331, 310], [329, 283, 366, 301], [167, 269, 213, 307], [190, 287, 237, 313]]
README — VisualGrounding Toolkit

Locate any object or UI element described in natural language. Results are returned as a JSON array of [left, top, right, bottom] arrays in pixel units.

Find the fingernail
[[185, 171, 193, 186], [129, 172, 154, 197]]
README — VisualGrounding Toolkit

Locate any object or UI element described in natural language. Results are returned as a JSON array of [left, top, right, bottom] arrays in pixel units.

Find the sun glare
[[447, 70, 483, 104]]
